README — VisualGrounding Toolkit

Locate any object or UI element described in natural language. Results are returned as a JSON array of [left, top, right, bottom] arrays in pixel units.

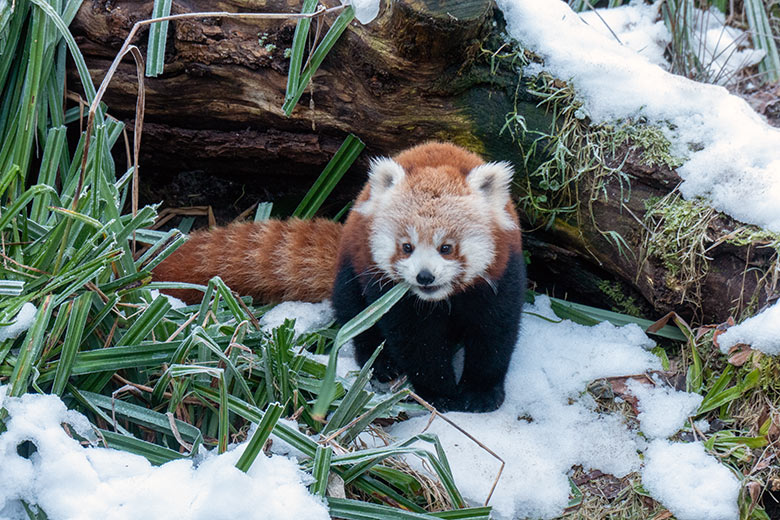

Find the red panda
[[153, 142, 526, 412]]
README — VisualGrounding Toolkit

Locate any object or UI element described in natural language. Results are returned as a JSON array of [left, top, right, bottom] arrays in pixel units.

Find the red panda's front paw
[[426, 385, 505, 413]]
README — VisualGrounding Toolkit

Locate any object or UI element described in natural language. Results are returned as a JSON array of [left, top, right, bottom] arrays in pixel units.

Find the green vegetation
[[3, 0, 780, 519], [0, 2, 487, 518]]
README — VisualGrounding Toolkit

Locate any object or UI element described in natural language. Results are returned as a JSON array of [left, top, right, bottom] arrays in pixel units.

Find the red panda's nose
[[416, 270, 435, 286]]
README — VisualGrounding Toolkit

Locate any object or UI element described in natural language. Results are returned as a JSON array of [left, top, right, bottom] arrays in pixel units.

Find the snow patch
[[718, 300, 780, 355], [0, 389, 329, 520], [344, 0, 380, 24], [390, 296, 658, 519], [0, 303, 38, 342], [260, 300, 335, 334], [498, 0, 780, 231], [150, 289, 187, 310], [642, 439, 740, 520], [625, 379, 702, 438]]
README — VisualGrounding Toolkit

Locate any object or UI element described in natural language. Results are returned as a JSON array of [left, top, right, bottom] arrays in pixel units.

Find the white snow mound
[[642, 439, 740, 520], [498, 0, 780, 231], [0, 303, 38, 342], [718, 300, 780, 355], [0, 389, 329, 520]]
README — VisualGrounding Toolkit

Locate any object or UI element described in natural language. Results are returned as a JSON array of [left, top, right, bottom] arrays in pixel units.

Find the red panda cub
[[153, 142, 526, 413]]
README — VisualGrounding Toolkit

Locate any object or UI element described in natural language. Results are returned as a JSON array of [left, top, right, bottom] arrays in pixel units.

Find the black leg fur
[[332, 252, 526, 413]]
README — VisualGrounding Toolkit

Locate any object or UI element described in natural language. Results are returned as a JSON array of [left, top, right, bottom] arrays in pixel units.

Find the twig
[[407, 391, 505, 507]]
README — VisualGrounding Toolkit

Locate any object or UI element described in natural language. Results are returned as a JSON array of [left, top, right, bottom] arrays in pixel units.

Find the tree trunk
[[70, 0, 535, 190], [69, 0, 777, 324]]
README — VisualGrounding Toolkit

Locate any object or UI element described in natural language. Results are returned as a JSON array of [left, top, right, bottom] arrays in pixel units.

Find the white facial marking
[[396, 236, 462, 301]]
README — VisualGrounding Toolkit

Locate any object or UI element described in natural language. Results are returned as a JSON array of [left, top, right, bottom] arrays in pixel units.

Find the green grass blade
[[282, 6, 355, 116], [0, 280, 24, 296], [235, 402, 284, 472], [193, 383, 319, 458], [322, 344, 381, 435], [98, 429, 186, 465], [284, 0, 318, 105], [80, 389, 202, 445], [146, 0, 173, 77], [311, 445, 334, 498], [9, 295, 53, 397], [254, 202, 273, 221], [545, 294, 687, 341], [29, 0, 95, 102], [293, 134, 364, 219], [313, 283, 409, 420], [51, 292, 92, 395]]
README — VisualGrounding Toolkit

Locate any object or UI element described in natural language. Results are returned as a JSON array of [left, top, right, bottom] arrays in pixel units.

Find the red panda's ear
[[368, 157, 405, 193], [466, 162, 517, 229], [357, 158, 406, 215]]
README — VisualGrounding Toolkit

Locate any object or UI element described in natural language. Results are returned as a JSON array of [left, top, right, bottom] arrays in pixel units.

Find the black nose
[[416, 270, 435, 286]]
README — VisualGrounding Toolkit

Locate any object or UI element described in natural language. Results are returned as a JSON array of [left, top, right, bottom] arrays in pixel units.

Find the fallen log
[[69, 0, 778, 323]]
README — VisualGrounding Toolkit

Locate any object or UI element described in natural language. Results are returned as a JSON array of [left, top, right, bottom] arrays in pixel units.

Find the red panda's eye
[[402, 243, 414, 254], [439, 244, 452, 255]]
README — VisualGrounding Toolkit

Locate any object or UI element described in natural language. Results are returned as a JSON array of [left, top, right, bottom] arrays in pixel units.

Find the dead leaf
[[727, 344, 754, 366], [651, 510, 674, 520], [712, 317, 735, 349], [747, 481, 762, 504]]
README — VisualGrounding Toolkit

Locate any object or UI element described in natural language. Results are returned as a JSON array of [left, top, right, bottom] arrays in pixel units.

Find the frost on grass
[[389, 296, 738, 519], [0, 303, 37, 342], [642, 440, 740, 520], [0, 389, 329, 520], [718, 300, 780, 355], [625, 379, 702, 438], [499, 0, 780, 231]]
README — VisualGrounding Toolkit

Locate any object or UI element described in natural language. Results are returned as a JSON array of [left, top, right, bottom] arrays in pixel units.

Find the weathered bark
[[69, 0, 776, 323], [525, 146, 777, 324], [70, 0, 536, 189]]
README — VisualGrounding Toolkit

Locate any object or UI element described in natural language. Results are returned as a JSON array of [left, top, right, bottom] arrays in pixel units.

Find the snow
[[260, 300, 335, 335], [0, 295, 741, 520], [344, 0, 380, 24], [388, 296, 735, 519], [718, 300, 780, 355], [579, 3, 763, 82], [642, 439, 740, 520], [0, 303, 37, 342], [149, 289, 187, 310], [498, 0, 780, 232], [625, 378, 702, 438], [0, 388, 329, 520]]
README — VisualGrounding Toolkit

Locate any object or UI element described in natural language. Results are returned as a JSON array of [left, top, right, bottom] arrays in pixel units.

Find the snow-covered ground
[[6, 0, 778, 518], [0, 298, 741, 519], [0, 387, 329, 520], [499, 0, 780, 232], [389, 297, 739, 520]]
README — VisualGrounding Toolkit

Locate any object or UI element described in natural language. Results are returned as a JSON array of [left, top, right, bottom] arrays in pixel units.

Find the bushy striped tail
[[153, 218, 343, 304]]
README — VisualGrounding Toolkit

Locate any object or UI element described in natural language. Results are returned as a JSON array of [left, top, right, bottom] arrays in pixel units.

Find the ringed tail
[[152, 218, 343, 304]]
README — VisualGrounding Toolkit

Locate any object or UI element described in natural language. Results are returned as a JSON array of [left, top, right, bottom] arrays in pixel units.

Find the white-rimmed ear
[[356, 157, 406, 215], [466, 161, 517, 230], [368, 157, 405, 194]]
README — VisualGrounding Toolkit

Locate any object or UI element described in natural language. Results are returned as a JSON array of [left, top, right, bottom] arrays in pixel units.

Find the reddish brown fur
[[154, 141, 522, 303], [339, 141, 522, 285], [153, 219, 342, 303]]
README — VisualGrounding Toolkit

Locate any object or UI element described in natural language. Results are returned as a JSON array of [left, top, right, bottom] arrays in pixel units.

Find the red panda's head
[[355, 149, 518, 301]]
